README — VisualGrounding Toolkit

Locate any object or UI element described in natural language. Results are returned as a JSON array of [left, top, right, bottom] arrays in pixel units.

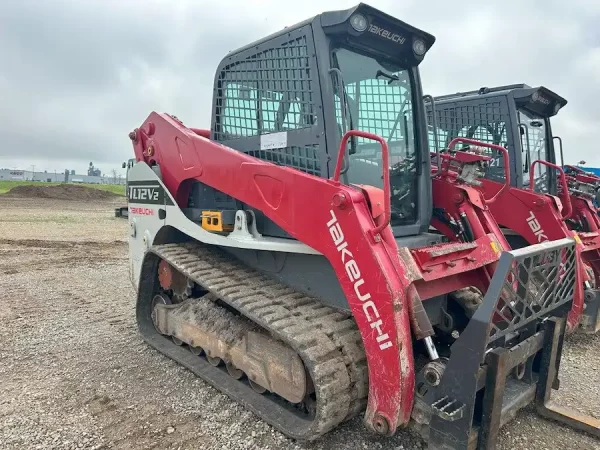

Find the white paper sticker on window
[[260, 132, 287, 150]]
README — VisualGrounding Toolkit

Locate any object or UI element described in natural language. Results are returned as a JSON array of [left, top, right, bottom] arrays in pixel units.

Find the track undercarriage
[[138, 242, 369, 440]]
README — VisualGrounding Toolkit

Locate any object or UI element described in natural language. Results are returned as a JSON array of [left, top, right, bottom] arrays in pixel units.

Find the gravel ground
[[0, 197, 598, 450]]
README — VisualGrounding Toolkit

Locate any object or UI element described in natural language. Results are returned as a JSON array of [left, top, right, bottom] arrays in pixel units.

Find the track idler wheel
[[158, 260, 194, 302]]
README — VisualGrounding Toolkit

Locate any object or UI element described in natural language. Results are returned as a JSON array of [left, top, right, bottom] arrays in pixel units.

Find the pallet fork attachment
[[419, 238, 600, 449], [535, 317, 600, 439]]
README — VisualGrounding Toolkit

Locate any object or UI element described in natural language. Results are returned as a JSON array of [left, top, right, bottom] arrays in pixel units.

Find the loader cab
[[209, 3, 436, 240], [427, 84, 567, 195]]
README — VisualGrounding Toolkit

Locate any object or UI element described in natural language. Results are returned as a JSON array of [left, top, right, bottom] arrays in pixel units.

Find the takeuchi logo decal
[[532, 91, 551, 105], [368, 24, 406, 44], [130, 207, 155, 216], [526, 210, 548, 243], [326, 209, 392, 351]]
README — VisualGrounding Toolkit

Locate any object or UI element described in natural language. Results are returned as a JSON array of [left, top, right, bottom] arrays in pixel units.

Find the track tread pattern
[[151, 242, 369, 438]]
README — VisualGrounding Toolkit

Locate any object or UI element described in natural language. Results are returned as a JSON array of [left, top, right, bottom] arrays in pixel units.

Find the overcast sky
[[1, 0, 599, 175]]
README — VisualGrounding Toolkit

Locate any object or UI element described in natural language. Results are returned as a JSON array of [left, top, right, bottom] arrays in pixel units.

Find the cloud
[[0, 0, 599, 174]]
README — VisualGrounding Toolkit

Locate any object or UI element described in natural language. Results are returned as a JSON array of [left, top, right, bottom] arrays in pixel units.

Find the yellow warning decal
[[490, 241, 500, 254], [573, 233, 582, 245]]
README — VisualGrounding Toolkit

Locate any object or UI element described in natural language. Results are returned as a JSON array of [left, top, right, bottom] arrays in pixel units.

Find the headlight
[[349, 14, 368, 32], [413, 39, 427, 56], [554, 103, 562, 114]]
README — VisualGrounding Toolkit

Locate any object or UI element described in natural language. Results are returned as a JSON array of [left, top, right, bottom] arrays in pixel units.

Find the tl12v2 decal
[[127, 180, 174, 206]]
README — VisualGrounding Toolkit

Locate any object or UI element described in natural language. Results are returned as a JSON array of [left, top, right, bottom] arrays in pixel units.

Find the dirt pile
[[4, 184, 120, 201]]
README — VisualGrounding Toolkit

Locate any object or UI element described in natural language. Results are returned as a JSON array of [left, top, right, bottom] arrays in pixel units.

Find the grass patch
[[0, 180, 125, 196], [0, 215, 78, 223]]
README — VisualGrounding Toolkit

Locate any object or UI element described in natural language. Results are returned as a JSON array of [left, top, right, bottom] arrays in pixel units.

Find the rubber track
[[151, 242, 369, 439]]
